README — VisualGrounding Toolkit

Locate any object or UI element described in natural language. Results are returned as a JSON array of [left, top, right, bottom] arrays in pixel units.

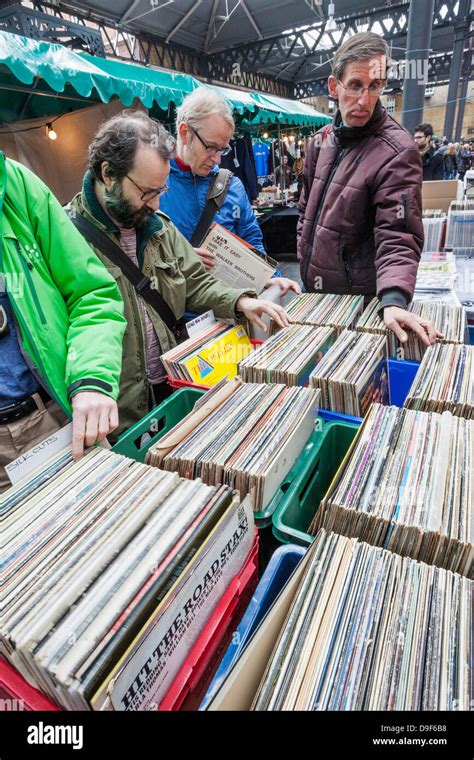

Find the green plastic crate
[[112, 388, 205, 463], [272, 420, 360, 547]]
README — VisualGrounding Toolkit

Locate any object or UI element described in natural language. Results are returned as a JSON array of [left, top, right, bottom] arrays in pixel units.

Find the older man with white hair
[[160, 88, 300, 295]]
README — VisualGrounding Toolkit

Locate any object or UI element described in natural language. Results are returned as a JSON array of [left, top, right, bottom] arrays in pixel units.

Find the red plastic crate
[[0, 657, 59, 711], [158, 532, 259, 712], [167, 339, 264, 391]]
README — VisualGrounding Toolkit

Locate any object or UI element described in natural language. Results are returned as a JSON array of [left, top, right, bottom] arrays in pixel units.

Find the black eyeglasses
[[125, 174, 169, 202], [191, 127, 232, 157], [337, 80, 386, 98]]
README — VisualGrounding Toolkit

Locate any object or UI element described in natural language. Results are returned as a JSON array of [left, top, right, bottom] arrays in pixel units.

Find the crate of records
[[355, 298, 467, 360], [1, 446, 256, 710], [207, 531, 471, 711]]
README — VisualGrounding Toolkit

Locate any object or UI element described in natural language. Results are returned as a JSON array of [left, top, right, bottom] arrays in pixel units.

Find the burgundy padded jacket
[[297, 100, 424, 308]]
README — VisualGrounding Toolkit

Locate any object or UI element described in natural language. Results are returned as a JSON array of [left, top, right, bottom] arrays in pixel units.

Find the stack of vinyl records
[[422, 209, 446, 253], [404, 343, 474, 419], [252, 530, 472, 711], [356, 298, 467, 360], [160, 322, 252, 386], [311, 404, 473, 577], [238, 325, 334, 385], [445, 201, 474, 248], [2, 447, 253, 710], [415, 250, 457, 293], [271, 293, 363, 336], [309, 330, 388, 416], [145, 378, 320, 513]]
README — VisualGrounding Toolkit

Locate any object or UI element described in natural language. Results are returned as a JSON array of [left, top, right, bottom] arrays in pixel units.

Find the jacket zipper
[[14, 240, 47, 325], [401, 193, 409, 231], [303, 146, 346, 286], [341, 248, 353, 287]]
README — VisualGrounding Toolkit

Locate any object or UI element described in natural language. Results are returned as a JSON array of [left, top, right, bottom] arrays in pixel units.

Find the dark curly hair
[[88, 109, 176, 183]]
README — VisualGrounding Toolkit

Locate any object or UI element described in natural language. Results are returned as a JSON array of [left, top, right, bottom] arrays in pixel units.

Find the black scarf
[[332, 100, 385, 147]]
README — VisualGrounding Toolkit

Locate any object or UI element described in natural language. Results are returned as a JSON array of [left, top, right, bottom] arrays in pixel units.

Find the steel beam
[[401, 0, 435, 134], [443, 0, 471, 140]]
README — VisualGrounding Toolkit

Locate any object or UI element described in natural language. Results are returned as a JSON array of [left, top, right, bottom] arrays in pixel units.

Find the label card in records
[[5, 423, 73, 485], [186, 310, 217, 339]]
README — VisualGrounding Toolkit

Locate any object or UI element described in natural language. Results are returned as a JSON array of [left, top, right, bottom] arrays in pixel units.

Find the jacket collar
[[81, 171, 163, 263], [333, 99, 386, 147], [169, 159, 219, 180], [422, 146, 436, 164]]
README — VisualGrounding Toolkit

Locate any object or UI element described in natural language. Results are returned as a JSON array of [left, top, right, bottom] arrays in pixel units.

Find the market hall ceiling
[[7, 1, 474, 94]]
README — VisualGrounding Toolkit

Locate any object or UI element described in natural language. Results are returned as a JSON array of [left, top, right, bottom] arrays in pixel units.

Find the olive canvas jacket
[[67, 173, 256, 438]]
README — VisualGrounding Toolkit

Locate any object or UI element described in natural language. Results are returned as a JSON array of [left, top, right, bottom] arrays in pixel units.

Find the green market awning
[[208, 83, 330, 128], [249, 91, 331, 127], [0, 30, 201, 122], [0, 30, 125, 121], [80, 53, 200, 111], [0, 29, 330, 129]]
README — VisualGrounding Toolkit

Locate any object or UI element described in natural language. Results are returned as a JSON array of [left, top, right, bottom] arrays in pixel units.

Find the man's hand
[[194, 247, 216, 271], [265, 277, 301, 296], [236, 296, 291, 331], [383, 306, 444, 347], [71, 391, 119, 460]]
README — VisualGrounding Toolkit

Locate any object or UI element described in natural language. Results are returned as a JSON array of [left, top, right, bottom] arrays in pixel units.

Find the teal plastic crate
[[112, 388, 205, 463], [272, 419, 360, 546]]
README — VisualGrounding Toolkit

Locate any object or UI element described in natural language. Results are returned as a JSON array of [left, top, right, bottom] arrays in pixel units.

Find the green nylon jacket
[[0, 154, 126, 415], [67, 172, 256, 439]]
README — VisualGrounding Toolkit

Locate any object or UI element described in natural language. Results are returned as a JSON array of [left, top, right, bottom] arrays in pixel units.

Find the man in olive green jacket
[[67, 111, 290, 440], [0, 153, 126, 491]]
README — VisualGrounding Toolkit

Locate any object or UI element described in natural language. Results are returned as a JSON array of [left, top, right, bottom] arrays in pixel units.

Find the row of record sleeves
[[162, 294, 473, 420], [3, 387, 472, 711], [1, 446, 256, 711], [2, 281, 473, 711], [422, 201, 474, 251]]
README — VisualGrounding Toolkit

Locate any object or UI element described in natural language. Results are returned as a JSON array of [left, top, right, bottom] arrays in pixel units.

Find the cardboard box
[[422, 179, 463, 213]]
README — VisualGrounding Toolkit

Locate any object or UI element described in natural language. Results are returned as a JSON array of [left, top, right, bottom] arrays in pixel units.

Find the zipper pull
[[14, 240, 34, 269]]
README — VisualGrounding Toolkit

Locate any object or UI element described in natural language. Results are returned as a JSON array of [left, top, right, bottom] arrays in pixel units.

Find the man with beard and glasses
[[66, 110, 291, 441], [413, 124, 444, 181]]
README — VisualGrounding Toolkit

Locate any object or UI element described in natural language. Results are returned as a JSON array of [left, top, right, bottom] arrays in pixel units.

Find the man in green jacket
[[0, 153, 126, 492], [67, 110, 290, 440]]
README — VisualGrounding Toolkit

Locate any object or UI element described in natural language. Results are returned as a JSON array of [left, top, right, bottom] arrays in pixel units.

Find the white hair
[[176, 88, 235, 135]]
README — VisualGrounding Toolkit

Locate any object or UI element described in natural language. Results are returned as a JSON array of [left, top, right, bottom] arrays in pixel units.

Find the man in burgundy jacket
[[297, 32, 440, 348]]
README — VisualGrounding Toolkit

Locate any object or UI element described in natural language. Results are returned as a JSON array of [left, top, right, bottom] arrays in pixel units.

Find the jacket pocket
[[149, 257, 185, 316]]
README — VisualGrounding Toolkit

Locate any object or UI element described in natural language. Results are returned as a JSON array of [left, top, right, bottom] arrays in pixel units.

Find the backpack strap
[[67, 211, 179, 333], [190, 168, 233, 247]]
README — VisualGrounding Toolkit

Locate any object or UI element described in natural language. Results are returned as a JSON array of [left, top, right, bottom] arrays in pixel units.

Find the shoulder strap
[[322, 124, 332, 143], [190, 168, 233, 248], [67, 211, 178, 332]]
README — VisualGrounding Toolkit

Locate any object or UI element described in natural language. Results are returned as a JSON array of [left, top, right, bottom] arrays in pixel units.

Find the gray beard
[[104, 182, 153, 229]]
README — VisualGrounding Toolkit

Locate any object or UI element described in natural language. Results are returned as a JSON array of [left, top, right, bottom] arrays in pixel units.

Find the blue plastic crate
[[199, 544, 306, 710], [313, 359, 419, 425], [387, 358, 420, 407]]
